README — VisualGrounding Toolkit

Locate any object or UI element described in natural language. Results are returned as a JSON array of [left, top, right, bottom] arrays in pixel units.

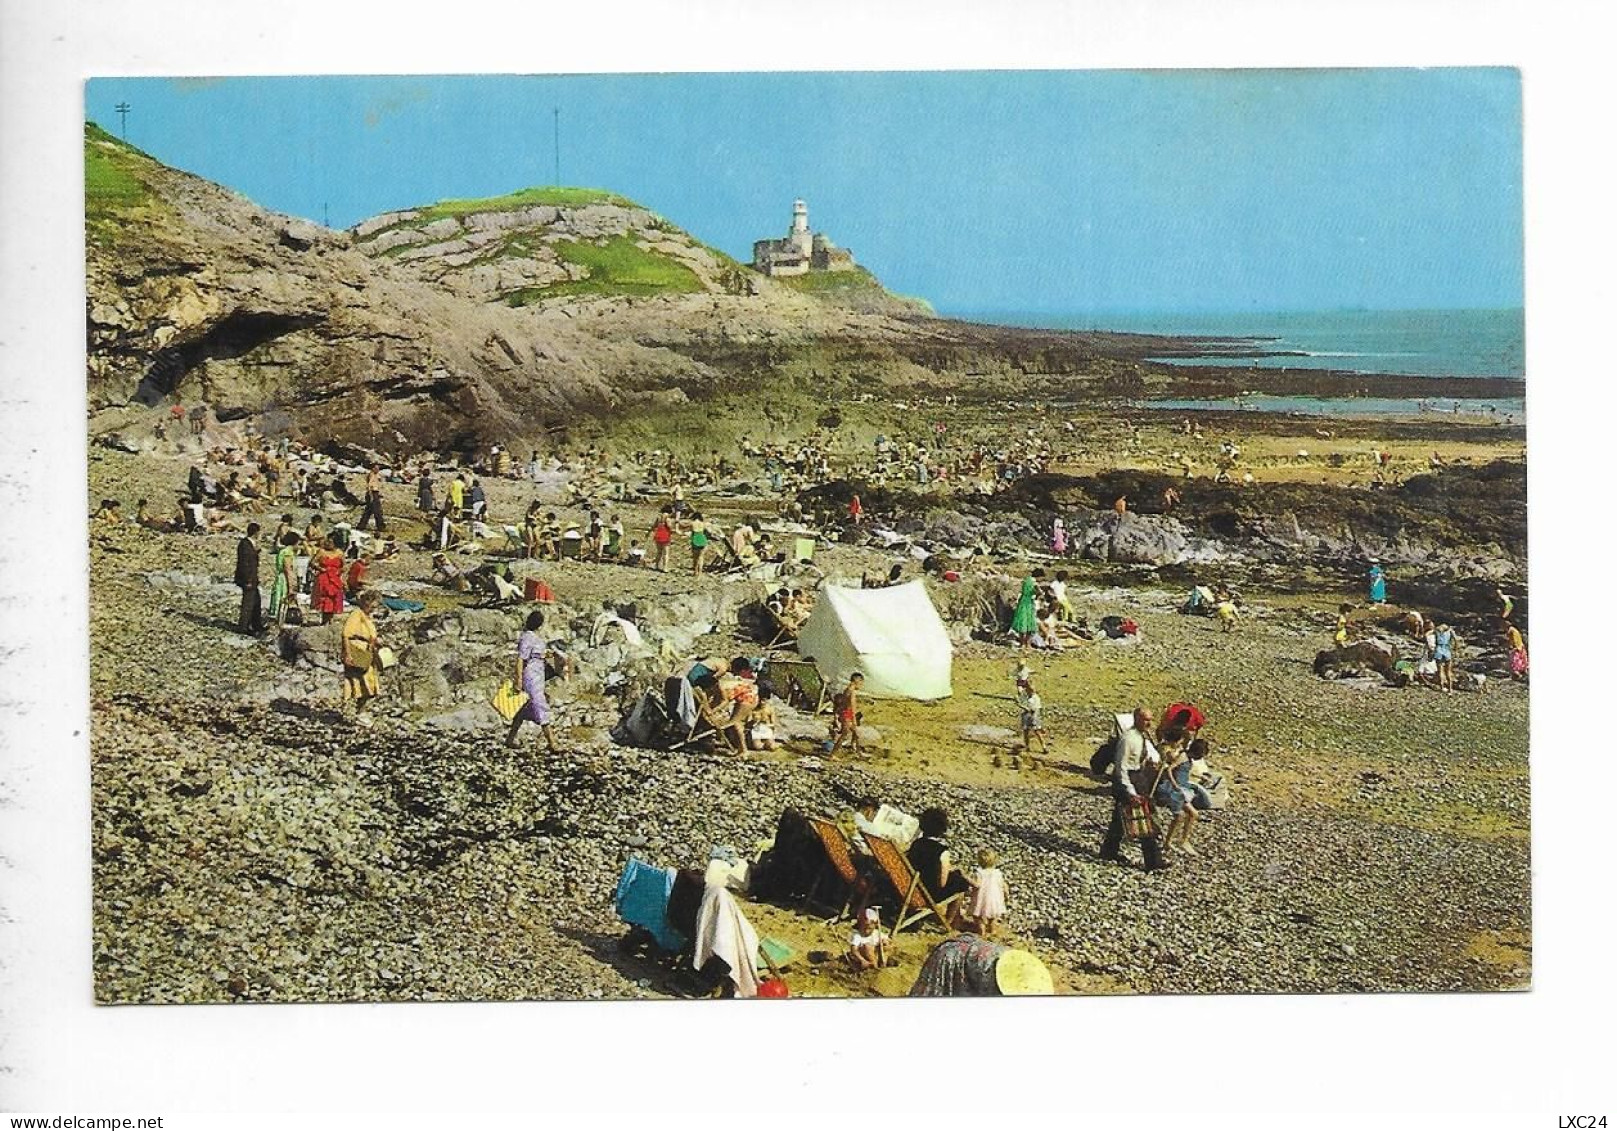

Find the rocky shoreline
[[88, 401, 1530, 1001]]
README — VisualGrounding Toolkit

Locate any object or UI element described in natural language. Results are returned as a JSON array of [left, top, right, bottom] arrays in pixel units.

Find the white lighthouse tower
[[789, 198, 812, 257]]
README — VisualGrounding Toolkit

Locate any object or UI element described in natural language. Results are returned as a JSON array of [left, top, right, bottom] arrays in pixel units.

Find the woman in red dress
[[312, 536, 347, 623]]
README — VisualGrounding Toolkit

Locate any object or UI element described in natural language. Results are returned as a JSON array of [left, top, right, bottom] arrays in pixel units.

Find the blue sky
[[85, 70, 1522, 317]]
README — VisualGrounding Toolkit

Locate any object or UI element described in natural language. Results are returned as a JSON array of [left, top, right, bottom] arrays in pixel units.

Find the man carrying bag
[[1098, 706, 1167, 872]]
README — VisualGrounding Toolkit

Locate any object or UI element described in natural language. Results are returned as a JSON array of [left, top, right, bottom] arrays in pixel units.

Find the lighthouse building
[[751, 199, 856, 277]]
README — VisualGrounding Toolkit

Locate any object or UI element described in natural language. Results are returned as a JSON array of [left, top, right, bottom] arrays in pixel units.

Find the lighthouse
[[752, 197, 856, 276], [789, 198, 812, 257]]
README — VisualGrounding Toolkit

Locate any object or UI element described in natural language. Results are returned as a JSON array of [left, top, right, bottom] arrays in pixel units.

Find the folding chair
[[863, 834, 963, 934], [761, 660, 825, 716], [761, 585, 796, 649], [666, 676, 723, 751], [803, 817, 870, 922]]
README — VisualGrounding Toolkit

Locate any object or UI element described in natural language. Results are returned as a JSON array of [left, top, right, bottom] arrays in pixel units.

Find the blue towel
[[613, 857, 684, 951], [382, 597, 426, 612]]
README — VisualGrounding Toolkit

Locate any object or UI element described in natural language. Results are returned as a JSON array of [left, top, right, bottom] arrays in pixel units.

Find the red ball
[[758, 979, 790, 999]]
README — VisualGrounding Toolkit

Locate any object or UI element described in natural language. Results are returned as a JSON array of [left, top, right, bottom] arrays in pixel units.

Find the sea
[[948, 307, 1525, 418]]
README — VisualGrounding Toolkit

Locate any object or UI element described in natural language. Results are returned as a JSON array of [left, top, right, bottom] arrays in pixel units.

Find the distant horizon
[[943, 304, 1526, 320], [84, 70, 1524, 315]]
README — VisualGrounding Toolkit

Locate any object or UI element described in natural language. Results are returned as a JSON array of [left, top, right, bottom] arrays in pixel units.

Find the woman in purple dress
[[504, 609, 560, 753]]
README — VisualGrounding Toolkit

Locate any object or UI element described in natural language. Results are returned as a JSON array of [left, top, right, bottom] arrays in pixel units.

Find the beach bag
[[492, 680, 530, 722], [1123, 796, 1155, 839], [1129, 755, 1167, 804], [376, 646, 398, 670], [342, 634, 374, 670]]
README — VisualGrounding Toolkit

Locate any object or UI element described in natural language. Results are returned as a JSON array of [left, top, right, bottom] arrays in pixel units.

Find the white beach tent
[[796, 580, 953, 700]]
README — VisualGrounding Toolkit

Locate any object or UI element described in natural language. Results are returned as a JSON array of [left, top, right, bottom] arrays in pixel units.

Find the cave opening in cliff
[[134, 310, 325, 405]]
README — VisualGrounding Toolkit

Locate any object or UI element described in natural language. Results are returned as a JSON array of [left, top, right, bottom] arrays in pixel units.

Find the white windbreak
[[795, 580, 953, 700]]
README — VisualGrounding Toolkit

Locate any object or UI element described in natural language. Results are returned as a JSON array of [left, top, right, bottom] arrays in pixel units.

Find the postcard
[[83, 69, 1527, 1007]]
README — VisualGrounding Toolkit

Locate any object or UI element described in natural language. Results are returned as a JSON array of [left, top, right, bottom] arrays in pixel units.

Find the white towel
[[590, 614, 644, 648], [692, 883, 761, 998]]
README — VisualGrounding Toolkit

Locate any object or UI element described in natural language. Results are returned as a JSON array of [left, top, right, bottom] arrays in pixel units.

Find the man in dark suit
[[235, 522, 264, 635]]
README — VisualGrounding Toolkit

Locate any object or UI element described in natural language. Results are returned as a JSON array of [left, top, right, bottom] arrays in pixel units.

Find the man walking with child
[[1099, 706, 1167, 872]]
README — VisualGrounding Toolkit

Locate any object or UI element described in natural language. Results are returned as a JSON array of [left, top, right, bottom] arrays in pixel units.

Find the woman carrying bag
[[341, 590, 384, 727], [503, 609, 561, 754]]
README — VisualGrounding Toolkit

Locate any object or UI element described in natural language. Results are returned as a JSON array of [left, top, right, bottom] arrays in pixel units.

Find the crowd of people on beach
[[90, 389, 1529, 999], [98, 393, 1531, 749]]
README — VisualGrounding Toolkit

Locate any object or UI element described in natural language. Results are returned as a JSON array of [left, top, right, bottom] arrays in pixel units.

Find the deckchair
[[803, 817, 869, 922], [761, 585, 797, 649], [863, 834, 963, 934], [762, 659, 825, 716], [705, 533, 743, 574], [667, 677, 724, 751]]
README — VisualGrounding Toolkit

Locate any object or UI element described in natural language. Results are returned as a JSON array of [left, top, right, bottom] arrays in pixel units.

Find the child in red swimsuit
[[830, 672, 864, 757]]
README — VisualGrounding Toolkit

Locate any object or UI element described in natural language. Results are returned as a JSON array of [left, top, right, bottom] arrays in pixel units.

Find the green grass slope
[[776, 264, 934, 314], [85, 123, 169, 247], [503, 234, 705, 303], [414, 185, 637, 221]]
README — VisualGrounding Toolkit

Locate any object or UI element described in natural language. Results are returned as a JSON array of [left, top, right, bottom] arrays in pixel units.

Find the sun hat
[[994, 949, 1054, 996]]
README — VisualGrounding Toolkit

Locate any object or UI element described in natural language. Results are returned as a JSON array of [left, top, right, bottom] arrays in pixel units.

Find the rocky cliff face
[[86, 126, 736, 452], [83, 124, 1135, 454]]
